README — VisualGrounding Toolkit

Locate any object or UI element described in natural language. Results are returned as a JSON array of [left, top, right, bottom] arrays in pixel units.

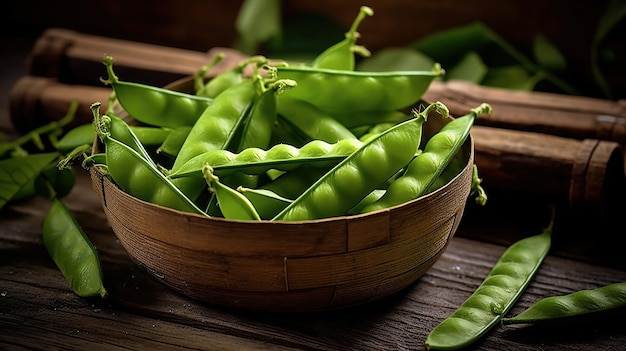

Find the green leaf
[[533, 34, 567, 72], [481, 66, 542, 91], [356, 47, 435, 72], [0, 152, 60, 210], [446, 51, 488, 83], [234, 0, 282, 55]]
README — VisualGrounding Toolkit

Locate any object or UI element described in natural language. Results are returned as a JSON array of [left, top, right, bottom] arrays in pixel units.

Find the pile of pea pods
[[83, 5, 492, 221]]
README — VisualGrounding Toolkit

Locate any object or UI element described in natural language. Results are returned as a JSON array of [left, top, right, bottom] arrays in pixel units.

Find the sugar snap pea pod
[[102, 55, 213, 128], [43, 197, 107, 298], [237, 186, 293, 220], [425, 222, 552, 350], [311, 5, 373, 70], [273, 102, 446, 221], [196, 55, 268, 98], [91, 103, 206, 215], [276, 63, 444, 113], [171, 74, 264, 200], [170, 138, 363, 179], [502, 281, 626, 325], [360, 103, 491, 214], [236, 78, 296, 151], [277, 98, 357, 143], [202, 164, 261, 220]]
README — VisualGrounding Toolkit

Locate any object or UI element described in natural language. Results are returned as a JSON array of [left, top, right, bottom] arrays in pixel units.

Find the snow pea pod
[[272, 102, 446, 221], [276, 63, 444, 113], [43, 197, 107, 298], [169, 138, 363, 179], [361, 103, 491, 213], [502, 281, 626, 325], [425, 222, 552, 350], [102, 55, 213, 128], [311, 5, 373, 70]]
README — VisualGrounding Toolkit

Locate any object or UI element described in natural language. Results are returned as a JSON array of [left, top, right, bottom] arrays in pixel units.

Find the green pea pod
[[502, 281, 626, 325], [102, 55, 213, 128], [169, 138, 363, 179], [425, 223, 552, 350], [273, 102, 447, 221], [276, 63, 444, 114], [235, 78, 296, 151], [277, 98, 357, 143], [171, 75, 264, 201], [361, 103, 491, 213], [196, 55, 268, 98], [202, 164, 261, 220], [43, 197, 107, 298], [91, 103, 206, 215], [94, 112, 157, 167], [311, 5, 373, 70], [237, 186, 293, 220]]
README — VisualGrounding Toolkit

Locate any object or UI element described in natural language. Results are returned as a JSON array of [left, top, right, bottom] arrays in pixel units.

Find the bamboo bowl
[[90, 77, 475, 312]]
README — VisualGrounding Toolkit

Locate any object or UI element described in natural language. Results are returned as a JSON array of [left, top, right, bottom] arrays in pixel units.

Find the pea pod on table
[[43, 197, 107, 298], [502, 281, 626, 325], [425, 221, 552, 350], [102, 55, 213, 128], [272, 101, 447, 221]]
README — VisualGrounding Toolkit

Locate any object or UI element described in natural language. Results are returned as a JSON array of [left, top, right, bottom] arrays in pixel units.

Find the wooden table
[[2, 33, 625, 351]]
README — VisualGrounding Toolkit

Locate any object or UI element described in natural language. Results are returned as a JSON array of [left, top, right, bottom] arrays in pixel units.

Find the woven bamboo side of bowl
[[90, 131, 474, 312]]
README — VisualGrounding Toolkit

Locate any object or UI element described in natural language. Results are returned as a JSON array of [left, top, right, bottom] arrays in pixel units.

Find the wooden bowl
[[90, 77, 475, 312]]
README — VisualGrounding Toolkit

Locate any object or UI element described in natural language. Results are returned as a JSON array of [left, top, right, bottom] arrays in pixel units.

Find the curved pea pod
[[202, 165, 261, 220], [91, 104, 206, 215], [310, 5, 373, 70], [237, 186, 293, 220], [425, 223, 552, 350], [361, 103, 492, 214], [272, 102, 447, 221], [276, 63, 444, 114], [169, 138, 363, 179], [277, 97, 357, 143], [502, 281, 626, 325], [102, 55, 213, 128], [43, 197, 107, 298]]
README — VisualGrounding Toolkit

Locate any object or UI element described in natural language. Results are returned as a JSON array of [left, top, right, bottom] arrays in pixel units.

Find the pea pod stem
[[311, 5, 373, 70]]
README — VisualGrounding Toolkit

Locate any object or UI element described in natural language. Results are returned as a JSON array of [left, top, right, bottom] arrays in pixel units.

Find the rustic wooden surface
[[2, 33, 626, 351]]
